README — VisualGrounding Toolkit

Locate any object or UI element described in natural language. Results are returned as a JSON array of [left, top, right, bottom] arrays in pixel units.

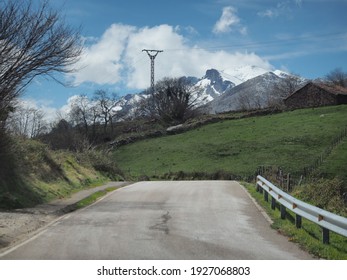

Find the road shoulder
[[0, 181, 130, 253]]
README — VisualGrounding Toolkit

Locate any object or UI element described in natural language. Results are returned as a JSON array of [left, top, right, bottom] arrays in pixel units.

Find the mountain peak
[[204, 69, 222, 82], [197, 69, 234, 96], [115, 66, 305, 118], [219, 65, 271, 86]]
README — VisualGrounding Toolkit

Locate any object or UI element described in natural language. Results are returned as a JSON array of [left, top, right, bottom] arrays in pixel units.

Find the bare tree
[[0, 0, 82, 128], [6, 104, 47, 138], [93, 90, 121, 134], [268, 74, 303, 109], [236, 92, 263, 111], [325, 68, 347, 88], [29, 108, 46, 138], [69, 95, 92, 135], [140, 77, 199, 125]]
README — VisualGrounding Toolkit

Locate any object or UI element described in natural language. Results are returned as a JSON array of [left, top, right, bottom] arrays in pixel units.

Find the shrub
[[77, 149, 124, 180], [292, 178, 347, 216]]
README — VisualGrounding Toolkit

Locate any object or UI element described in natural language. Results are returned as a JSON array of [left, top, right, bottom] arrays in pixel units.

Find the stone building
[[284, 82, 347, 109]]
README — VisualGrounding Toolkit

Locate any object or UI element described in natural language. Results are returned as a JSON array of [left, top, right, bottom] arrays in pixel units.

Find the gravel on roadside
[[0, 182, 130, 251]]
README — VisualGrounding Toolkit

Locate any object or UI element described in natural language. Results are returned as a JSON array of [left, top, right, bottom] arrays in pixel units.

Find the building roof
[[285, 82, 347, 100]]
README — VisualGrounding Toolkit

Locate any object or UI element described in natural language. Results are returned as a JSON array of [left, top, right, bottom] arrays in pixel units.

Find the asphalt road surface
[[1, 181, 313, 259]]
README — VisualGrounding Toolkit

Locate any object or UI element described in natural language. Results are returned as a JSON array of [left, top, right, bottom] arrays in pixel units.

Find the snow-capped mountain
[[219, 65, 272, 86], [115, 66, 304, 118], [206, 70, 306, 113], [191, 69, 234, 104], [206, 72, 283, 113]]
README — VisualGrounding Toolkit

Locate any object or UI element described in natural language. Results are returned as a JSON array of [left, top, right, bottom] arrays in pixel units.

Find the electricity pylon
[[142, 49, 163, 94]]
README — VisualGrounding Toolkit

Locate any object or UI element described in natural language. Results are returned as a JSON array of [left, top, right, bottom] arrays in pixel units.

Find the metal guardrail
[[256, 175, 347, 244]]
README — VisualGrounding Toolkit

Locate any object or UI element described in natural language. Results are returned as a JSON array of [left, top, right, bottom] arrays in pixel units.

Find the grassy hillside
[[317, 138, 347, 182], [113, 105, 347, 180], [0, 137, 123, 209]]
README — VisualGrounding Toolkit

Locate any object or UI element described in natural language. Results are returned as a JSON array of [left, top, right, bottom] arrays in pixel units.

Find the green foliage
[[77, 149, 124, 180], [75, 187, 117, 209], [158, 170, 240, 181], [0, 136, 123, 209], [317, 138, 347, 183], [292, 178, 347, 216]]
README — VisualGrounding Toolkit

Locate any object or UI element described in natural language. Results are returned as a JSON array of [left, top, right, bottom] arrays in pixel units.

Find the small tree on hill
[[6, 104, 47, 138], [92, 90, 121, 134], [325, 68, 347, 88], [140, 77, 199, 125], [268, 74, 302, 109]]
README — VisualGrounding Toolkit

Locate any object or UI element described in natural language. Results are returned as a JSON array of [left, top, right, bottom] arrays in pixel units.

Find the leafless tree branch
[[0, 0, 82, 127]]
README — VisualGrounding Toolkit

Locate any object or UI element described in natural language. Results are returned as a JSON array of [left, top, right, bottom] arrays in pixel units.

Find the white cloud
[[72, 24, 136, 85], [258, 1, 302, 19], [213, 6, 245, 34], [68, 23, 271, 90], [258, 9, 278, 18]]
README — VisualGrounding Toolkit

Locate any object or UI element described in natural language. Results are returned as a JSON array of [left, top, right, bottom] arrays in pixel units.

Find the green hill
[[317, 138, 347, 182], [113, 105, 347, 181]]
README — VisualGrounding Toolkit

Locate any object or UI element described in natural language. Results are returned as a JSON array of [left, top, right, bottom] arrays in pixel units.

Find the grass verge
[[242, 182, 347, 259], [75, 187, 118, 209], [0, 137, 123, 209]]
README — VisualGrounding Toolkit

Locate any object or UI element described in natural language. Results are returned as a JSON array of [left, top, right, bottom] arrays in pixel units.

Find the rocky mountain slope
[[206, 71, 287, 113], [116, 66, 304, 117]]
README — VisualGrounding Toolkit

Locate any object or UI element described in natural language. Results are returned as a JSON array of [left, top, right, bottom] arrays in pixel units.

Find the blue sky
[[25, 0, 347, 113]]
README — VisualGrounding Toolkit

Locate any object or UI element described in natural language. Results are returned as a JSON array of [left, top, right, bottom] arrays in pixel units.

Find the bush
[[77, 149, 124, 180], [292, 178, 347, 216]]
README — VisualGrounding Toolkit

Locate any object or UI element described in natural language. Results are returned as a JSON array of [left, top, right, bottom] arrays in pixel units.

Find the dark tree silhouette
[[325, 68, 347, 88], [0, 0, 82, 127], [141, 77, 199, 125]]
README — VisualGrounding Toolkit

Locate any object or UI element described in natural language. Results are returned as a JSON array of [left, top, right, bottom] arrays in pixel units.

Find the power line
[[142, 49, 163, 93], [162, 31, 346, 53]]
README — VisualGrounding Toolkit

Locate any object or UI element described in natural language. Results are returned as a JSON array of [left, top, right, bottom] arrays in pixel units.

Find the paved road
[[1, 181, 313, 259]]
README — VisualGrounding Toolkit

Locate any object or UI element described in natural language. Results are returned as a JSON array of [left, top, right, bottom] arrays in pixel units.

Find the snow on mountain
[[219, 65, 271, 86], [273, 69, 289, 78], [115, 66, 302, 118], [206, 70, 306, 114], [191, 69, 234, 105], [206, 72, 283, 113]]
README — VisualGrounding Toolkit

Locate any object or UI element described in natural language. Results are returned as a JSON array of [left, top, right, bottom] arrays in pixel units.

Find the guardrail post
[[322, 228, 330, 244], [256, 175, 347, 243], [271, 197, 276, 210], [280, 205, 286, 219], [295, 214, 302, 228]]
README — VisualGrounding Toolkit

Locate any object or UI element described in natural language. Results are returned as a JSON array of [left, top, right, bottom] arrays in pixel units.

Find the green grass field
[[113, 105, 347, 179], [318, 138, 347, 182]]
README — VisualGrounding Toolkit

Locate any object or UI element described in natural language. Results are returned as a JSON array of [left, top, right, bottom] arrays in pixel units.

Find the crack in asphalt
[[149, 211, 171, 234]]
